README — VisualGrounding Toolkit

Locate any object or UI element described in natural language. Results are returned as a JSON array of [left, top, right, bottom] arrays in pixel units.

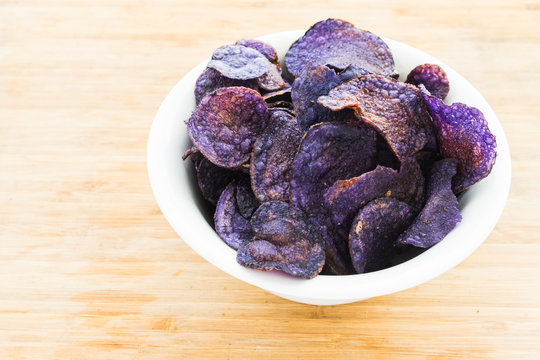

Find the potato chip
[[238, 201, 325, 278], [349, 197, 415, 273], [291, 65, 344, 130], [333, 63, 373, 81], [318, 75, 435, 158], [187, 86, 268, 168], [235, 39, 279, 64], [325, 157, 424, 229], [208, 44, 272, 80], [194, 68, 258, 105], [284, 19, 394, 78], [250, 110, 302, 202], [406, 64, 449, 100], [214, 182, 254, 250], [290, 121, 376, 218], [257, 63, 288, 91], [423, 95, 497, 193], [396, 159, 462, 248]]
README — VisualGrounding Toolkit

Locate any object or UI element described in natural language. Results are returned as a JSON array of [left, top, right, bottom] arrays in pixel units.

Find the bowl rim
[[147, 30, 511, 302]]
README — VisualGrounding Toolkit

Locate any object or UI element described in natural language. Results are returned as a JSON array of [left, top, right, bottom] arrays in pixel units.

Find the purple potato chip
[[329, 55, 399, 81], [237, 240, 284, 269], [250, 201, 315, 244], [284, 19, 394, 78], [235, 39, 279, 64], [349, 197, 415, 273], [318, 75, 435, 158], [257, 63, 288, 91], [406, 64, 450, 100], [290, 121, 376, 219], [191, 152, 237, 205], [396, 158, 462, 248], [262, 87, 292, 103], [334, 63, 373, 82], [187, 86, 268, 168], [194, 68, 258, 105], [237, 239, 325, 279], [207, 44, 272, 80], [250, 110, 303, 202], [235, 177, 259, 219], [249, 201, 349, 275], [324, 157, 424, 228], [364, 75, 436, 151], [214, 182, 254, 250], [240, 201, 325, 279], [423, 95, 497, 193], [291, 65, 344, 131]]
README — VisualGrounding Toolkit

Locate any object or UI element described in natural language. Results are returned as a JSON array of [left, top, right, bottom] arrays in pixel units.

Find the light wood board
[[1, 0, 539, 359]]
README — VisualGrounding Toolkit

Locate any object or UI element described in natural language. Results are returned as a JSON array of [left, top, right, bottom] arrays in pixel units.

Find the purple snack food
[[349, 197, 415, 273], [194, 68, 258, 105], [237, 239, 325, 279], [187, 86, 268, 168], [233, 39, 286, 92], [182, 19, 500, 278], [235, 39, 279, 64], [291, 65, 344, 131], [333, 63, 373, 81], [238, 201, 325, 279], [406, 64, 450, 100], [423, 95, 496, 193], [191, 152, 238, 205], [207, 44, 272, 80], [318, 75, 433, 158], [250, 110, 303, 202], [250, 201, 316, 244], [257, 63, 288, 91], [214, 182, 254, 250], [325, 157, 424, 229], [284, 19, 394, 78], [290, 121, 376, 219], [396, 158, 462, 248]]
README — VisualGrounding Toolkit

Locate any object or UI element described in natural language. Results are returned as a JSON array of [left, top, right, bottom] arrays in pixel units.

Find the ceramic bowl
[[147, 30, 511, 305]]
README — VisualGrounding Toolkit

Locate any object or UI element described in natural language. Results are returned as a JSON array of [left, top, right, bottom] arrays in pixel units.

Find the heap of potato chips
[[184, 19, 497, 278]]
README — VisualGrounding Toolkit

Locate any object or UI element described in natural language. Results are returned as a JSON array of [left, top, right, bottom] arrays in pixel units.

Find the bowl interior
[[147, 30, 511, 303]]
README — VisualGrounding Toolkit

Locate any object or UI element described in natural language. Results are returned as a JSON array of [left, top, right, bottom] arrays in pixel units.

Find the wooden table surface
[[1, 1, 539, 359]]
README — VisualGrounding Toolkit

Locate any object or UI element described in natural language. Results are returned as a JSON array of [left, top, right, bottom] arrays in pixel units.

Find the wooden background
[[1, 0, 539, 359]]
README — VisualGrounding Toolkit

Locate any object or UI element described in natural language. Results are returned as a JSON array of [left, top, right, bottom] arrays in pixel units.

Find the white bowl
[[147, 30, 511, 305]]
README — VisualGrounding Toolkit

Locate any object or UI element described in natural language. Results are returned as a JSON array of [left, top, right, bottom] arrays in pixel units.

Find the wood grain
[[1, 0, 539, 359]]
